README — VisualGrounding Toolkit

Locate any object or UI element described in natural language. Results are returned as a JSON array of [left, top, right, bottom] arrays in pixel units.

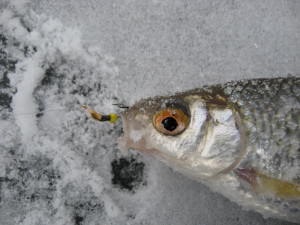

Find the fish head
[[119, 91, 246, 180]]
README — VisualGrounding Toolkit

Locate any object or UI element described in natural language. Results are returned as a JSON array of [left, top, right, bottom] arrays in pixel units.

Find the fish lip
[[118, 110, 146, 151], [118, 110, 161, 156], [118, 111, 130, 151]]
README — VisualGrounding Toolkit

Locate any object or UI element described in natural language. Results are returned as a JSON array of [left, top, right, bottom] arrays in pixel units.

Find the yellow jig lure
[[81, 105, 119, 124]]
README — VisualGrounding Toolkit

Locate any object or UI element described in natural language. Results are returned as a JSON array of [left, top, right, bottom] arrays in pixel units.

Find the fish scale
[[223, 77, 300, 184]]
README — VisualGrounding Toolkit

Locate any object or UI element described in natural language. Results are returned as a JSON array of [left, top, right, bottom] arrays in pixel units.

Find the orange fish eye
[[152, 108, 190, 136]]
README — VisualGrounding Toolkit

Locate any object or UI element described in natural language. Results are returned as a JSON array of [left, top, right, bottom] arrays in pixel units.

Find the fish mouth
[[118, 110, 157, 155]]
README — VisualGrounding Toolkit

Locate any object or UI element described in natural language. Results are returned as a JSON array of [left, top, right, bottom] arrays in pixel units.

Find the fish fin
[[234, 168, 258, 188], [235, 168, 300, 198]]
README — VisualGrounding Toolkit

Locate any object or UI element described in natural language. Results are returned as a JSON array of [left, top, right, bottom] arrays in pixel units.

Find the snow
[[13, 56, 44, 142], [0, 0, 299, 225]]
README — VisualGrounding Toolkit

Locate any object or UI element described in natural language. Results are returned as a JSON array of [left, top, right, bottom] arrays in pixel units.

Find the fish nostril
[[162, 117, 178, 131]]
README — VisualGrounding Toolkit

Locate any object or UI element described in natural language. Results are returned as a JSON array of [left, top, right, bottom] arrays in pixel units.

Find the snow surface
[[0, 0, 299, 225]]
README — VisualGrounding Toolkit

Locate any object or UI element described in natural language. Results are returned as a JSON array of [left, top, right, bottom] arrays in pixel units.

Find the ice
[[0, 0, 299, 225]]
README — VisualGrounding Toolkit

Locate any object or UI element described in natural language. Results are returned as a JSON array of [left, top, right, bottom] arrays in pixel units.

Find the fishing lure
[[81, 105, 119, 123]]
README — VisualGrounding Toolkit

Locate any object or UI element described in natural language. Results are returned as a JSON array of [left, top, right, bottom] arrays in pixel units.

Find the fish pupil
[[162, 117, 178, 131]]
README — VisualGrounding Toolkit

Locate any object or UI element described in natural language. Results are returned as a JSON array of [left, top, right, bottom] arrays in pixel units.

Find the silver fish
[[119, 77, 300, 223]]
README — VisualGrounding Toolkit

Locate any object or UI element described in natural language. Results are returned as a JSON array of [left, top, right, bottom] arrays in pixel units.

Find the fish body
[[120, 77, 300, 223]]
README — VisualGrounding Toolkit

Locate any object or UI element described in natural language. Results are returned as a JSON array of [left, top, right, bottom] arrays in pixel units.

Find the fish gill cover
[[0, 1, 299, 225]]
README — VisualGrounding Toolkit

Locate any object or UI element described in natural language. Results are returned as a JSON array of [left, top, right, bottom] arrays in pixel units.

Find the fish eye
[[153, 108, 190, 136], [162, 117, 178, 131]]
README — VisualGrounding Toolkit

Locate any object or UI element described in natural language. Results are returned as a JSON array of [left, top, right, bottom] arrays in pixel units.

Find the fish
[[119, 76, 300, 223]]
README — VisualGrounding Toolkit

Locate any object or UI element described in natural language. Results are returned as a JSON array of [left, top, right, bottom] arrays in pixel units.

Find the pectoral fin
[[235, 168, 300, 198]]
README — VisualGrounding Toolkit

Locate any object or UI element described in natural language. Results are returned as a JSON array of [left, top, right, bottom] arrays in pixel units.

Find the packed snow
[[0, 0, 299, 225]]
